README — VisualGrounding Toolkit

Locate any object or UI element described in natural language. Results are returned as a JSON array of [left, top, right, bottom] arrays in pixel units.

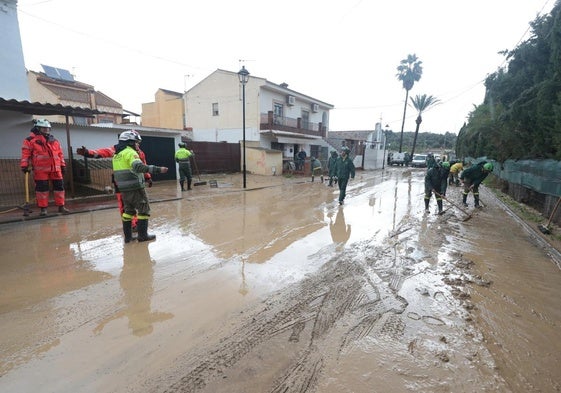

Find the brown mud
[[0, 169, 560, 393]]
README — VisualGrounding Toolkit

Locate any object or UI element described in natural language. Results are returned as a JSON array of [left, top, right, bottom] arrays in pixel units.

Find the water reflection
[[329, 207, 351, 248], [94, 244, 173, 337], [239, 259, 249, 296]]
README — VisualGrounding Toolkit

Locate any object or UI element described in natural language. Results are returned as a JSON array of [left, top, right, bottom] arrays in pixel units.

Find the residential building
[[327, 123, 386, 169], [185, 69, 334, 175], [0, 1, 183, 206], [27, 67, 124, 126], [142, 88, 185, 130]]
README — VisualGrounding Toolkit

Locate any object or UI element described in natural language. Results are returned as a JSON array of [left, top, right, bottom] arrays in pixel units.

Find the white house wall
[[0, 0, 29, 101], [0, 110, 33, 158], [258, 89, 327, 126], [186, 70, 261, 142], [191, 127, 260, 144]]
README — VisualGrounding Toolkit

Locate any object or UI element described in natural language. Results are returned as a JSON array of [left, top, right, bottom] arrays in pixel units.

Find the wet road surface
[[1, 168, 560, 392]]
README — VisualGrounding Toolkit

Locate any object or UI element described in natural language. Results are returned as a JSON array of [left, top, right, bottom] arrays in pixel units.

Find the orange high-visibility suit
[[21, 129, 66, 208]]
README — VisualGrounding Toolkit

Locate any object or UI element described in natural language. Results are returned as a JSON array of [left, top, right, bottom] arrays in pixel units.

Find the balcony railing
[[260, 111, 326, 137]]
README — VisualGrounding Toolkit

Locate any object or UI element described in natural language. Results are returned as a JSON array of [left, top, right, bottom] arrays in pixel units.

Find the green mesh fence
[[464, 157, 560, 198], [493, 159, 561, 198]]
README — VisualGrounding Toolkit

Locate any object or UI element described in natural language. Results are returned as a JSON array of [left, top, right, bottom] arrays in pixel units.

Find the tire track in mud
[[158, 238, 416, 393], [156, 195, 495, 393]]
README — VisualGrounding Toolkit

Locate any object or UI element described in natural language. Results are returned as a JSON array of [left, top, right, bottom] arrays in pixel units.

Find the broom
[[434, 191, 472, 221], [538, 196, 561, 234], [22, 171, 31, 216], [192, 155, 207, 186]]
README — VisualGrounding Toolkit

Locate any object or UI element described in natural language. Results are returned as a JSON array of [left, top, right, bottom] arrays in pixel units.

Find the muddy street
[[1, 168, 560, 393]]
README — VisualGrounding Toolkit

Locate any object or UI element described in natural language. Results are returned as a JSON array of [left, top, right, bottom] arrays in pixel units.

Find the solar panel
[[41, 64, 59, 79], [41, 64, 75, 82], [58, 68, 74, 81]]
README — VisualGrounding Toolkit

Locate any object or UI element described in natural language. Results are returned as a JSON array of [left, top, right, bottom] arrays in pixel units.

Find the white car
[[411, 154, 427, 168]]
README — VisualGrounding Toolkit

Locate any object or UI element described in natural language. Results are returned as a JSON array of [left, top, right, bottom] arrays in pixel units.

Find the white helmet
[[35, 119, 51, 128], [119, 130, 142, 142]]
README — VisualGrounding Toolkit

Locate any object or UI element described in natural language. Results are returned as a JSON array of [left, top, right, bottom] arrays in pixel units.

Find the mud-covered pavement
[[1, 168, 560, 393]]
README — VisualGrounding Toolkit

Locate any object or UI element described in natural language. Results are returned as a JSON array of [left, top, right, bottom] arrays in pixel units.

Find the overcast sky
[[16, 0, 555, 134]]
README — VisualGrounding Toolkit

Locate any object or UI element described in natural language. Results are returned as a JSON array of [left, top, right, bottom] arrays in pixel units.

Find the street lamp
[[238, 66, 250, 188], [382, 124, 391, 169]]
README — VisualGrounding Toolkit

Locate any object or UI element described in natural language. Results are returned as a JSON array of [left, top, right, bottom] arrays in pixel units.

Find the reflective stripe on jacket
[[112, 146, 154, 191]]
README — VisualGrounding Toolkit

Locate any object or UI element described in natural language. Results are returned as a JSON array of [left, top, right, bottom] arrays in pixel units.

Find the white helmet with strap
[[35, 119, 51, 128], [119, 129, 142, 142]]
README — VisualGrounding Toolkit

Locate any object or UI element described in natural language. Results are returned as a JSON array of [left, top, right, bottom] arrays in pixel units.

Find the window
[[301, 110, 310, 129], [273, 103, 283, 125], [73, 116, 88, 126], [212, 103, 219, 116]]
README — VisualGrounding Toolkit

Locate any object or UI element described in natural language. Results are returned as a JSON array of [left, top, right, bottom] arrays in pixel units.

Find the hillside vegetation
[[457, 1, 561, 162]]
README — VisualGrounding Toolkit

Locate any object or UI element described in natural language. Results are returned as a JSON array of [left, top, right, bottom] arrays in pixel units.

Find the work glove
[[21, 167, 30, 173], [147, 179, 153, 188], [76, 146, 88, 156]]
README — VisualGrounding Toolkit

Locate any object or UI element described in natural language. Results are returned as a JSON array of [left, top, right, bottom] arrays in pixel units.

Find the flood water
[[0, 168, 559, 392]]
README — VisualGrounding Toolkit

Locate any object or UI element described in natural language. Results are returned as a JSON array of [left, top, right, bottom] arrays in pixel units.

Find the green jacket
[[460, 162, 489, 187], [425, 164, 449, 194], [328, 153, 338, 176], [336, 156, 355, 180]]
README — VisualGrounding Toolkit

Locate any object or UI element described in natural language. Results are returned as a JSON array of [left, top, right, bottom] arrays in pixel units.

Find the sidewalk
[[0, 173, 311, 225]]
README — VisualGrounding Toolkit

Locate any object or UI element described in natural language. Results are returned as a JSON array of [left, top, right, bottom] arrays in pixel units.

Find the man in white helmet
[[112, 130, 168, 243], [20, 119, 70, 216]]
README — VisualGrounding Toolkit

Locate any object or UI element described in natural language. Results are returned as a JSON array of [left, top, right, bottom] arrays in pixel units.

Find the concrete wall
[[245, 146, 282, 176]]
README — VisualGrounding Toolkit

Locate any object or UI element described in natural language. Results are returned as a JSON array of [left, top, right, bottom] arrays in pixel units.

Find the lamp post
[[382, 124, 390, 169], [238, 66, 250, 189]]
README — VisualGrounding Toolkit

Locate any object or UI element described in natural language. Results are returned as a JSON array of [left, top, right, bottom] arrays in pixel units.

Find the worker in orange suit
[[20, 119, 70, 216]]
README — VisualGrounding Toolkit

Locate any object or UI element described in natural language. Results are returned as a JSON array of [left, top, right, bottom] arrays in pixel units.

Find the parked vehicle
[[389, 152, 407, 166], [411, 154, 427, 168]]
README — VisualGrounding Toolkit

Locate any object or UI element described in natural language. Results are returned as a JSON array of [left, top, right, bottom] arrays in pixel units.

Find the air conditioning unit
[[287, 95, 296, 106], [311, 103, 319, 112]]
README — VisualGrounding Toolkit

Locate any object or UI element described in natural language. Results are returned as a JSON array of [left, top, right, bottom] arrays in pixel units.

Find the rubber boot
[[187, 179, 192, 190], [180, 180, 185, 191], [311, 176, 314, 182], [437, 200, 443, 215], [58, 205, 70, 214], [474, 195, 481, 208], [424, 198, 430, 212], [462, 194, 468, 207], [123, 220, 133, 243], [137, 219, 156, 242], [40, 207, 48, 216]]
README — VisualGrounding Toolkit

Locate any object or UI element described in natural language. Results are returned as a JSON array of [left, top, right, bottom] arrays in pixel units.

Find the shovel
[[192, 155, 207, 186], [434, 191, 472, 221], [538, 196, 561, 234], [22, 171, 31, 216]]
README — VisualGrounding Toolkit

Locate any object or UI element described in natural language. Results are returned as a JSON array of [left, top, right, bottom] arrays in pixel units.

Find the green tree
[[461, 3, 561, 161], [409, 94, 440, 157], [396, 54, 423, 153]]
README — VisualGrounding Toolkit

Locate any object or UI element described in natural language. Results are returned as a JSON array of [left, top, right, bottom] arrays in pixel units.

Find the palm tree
[[396, 54, 423, 152], [409, 94, 441, 157]]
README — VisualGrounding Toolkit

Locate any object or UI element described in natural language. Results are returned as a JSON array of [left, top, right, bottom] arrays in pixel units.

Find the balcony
[[260, 111, 326, 137]]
